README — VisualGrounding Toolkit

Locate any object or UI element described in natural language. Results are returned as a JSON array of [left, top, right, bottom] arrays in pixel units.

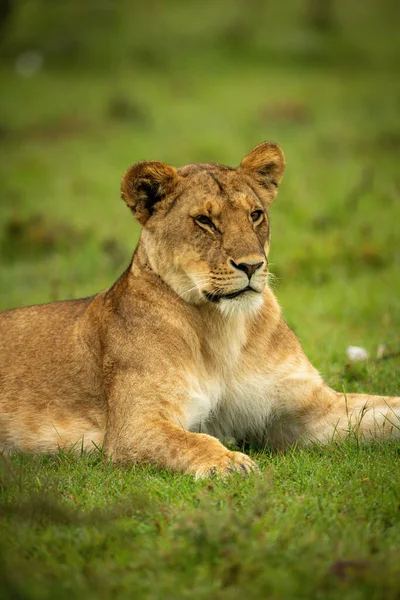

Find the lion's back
[[0, 297, 92, 369]]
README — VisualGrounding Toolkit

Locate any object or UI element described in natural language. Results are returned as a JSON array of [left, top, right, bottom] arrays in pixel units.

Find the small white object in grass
[[15, 51, 43, 78], [346, 346, 369, 362]]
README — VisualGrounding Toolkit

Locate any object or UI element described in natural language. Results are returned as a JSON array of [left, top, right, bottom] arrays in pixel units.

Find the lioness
[[1, 143, 399, 477]]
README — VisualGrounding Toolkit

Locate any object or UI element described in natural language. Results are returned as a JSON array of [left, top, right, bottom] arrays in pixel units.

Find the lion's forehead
[[175, 167, 258, 214]]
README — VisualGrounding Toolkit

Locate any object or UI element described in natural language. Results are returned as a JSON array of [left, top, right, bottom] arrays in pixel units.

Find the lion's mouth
[[204, 286, 256, 303]]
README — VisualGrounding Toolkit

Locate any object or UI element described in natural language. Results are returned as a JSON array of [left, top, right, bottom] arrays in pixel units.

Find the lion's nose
[[230, 260, 264, 279]]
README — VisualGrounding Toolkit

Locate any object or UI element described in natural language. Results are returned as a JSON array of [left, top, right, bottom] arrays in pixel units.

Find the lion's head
[[121, 143, 285, 316]]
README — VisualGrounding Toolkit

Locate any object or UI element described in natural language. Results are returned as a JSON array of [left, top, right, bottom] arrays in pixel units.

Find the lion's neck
[[129, 237, 279, 367], [131, 237, 153, 274], [196, 303, 249, 368]]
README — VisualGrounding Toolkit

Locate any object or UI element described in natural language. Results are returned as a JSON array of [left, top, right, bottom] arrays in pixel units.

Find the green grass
[[2, 442, 400, 599], [1, 1, 400, 598]]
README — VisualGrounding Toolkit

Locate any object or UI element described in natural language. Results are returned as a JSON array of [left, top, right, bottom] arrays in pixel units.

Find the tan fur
[[1, 142, 399, 477]]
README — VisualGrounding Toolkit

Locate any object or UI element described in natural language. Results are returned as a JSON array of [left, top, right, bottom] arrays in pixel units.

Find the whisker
[[176, 278, 212, 302]]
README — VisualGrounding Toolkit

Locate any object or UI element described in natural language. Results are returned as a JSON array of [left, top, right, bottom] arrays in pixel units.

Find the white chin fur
[[218, 292, 264, 318]]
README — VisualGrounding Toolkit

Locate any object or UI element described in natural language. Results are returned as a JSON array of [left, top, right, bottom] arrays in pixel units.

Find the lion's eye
[[194, 215, 217, 231], [251, 210, 264, 223]]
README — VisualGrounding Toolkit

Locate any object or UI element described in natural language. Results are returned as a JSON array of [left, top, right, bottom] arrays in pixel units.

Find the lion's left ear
[[239, 142, 285, 189]]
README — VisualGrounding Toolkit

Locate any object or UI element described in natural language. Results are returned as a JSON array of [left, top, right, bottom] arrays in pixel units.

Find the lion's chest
[[186, 369, 276, 438], [185, 315, 278, 437], [186, 377, 223, 433]]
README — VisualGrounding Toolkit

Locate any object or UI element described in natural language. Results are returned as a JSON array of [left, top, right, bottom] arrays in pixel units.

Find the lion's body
[[1, 144, 399, 476], [0, 297, 105, 453]]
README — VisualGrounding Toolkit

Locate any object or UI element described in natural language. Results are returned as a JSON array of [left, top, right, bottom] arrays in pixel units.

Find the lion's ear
[[240, 142, 285, 189], [121, 161, 178, 225]]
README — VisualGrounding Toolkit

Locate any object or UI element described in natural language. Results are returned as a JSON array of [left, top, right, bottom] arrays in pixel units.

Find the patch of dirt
[[1, 213, 88, 261], [107, 96, 149, 125], [328, 559, 370, 581], [259, 101, 311, 125]]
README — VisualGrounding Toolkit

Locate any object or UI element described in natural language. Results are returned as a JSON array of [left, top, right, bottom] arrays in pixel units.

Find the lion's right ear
[[121, 161, 178, 226]]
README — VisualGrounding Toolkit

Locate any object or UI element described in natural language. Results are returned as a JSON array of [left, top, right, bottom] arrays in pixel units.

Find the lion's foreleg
[[104, 378, 257, 478]]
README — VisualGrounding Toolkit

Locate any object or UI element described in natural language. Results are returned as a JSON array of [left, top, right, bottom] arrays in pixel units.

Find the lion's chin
[[217, 290, 264, 318]]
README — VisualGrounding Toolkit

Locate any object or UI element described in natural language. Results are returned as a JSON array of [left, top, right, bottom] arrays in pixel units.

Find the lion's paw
[[194, 451, 258, 480]]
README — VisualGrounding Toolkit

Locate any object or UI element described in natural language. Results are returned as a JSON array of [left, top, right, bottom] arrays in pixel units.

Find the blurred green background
[[0, 0, 399, 382]]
